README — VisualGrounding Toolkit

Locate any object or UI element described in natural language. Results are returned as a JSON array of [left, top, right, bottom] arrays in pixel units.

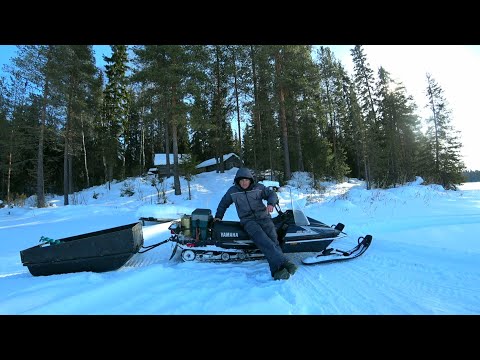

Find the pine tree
[[274, 46, 291, 180], [424, 73, 465, 189], [351, 45, 378, 189], [315, 46, 350, 181], [10, 45, 57, 207], [131, 45, 198, 195], [102, 45, 130, 187]]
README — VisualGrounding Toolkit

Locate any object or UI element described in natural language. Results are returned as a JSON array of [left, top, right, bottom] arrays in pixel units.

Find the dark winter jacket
[[215, 168, 278, 223]]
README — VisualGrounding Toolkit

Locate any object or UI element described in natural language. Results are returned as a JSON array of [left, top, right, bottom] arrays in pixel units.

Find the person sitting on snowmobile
[[214, 167, 298, 280]]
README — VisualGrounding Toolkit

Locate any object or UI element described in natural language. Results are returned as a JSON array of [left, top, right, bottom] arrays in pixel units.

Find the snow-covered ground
[[1, 169, 479, 315]]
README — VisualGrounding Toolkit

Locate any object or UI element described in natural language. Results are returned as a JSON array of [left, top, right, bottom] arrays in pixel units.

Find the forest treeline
[[0, 45, 467, 207], [463, 170, 480, 182]]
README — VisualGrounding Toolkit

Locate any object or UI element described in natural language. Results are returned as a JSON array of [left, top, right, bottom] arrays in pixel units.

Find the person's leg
[[258, 218, 280, 244], [242, 220, 288, 276], [259, 218, 298, 276]]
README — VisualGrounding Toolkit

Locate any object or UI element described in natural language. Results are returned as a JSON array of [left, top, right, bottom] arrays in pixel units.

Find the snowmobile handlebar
[[275, 203, 284, 215]]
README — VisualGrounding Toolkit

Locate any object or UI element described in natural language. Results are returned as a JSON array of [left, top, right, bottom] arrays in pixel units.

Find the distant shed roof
[[154, 154, 189, 166], [195, 153, 240, 169]]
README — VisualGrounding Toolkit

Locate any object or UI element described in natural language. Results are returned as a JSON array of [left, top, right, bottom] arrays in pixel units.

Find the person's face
[[239, 178, 251, 189]]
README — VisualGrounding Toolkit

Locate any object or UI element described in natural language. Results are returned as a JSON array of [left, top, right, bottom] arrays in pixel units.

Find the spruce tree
[[424, 73, 465, 189], [351, 45, 378, 189], [102, 45, 130, 187]]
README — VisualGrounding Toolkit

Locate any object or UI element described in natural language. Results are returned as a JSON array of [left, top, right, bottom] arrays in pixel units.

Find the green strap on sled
[[39, 236, 61, 246]]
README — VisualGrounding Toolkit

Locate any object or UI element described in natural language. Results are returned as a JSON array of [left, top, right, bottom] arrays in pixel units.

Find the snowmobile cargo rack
[[20, 222, 144, 276]]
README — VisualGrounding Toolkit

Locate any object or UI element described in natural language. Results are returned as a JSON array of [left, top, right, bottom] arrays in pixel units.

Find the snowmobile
[[19, 205, 372, 277], [142, 205, 373, 265]]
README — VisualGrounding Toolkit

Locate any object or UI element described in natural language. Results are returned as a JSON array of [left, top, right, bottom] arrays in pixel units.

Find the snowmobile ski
[[301, 234, 372, 265]]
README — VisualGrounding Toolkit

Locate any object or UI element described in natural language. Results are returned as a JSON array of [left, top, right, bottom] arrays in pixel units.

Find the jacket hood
[[234, 167, 254, 186]]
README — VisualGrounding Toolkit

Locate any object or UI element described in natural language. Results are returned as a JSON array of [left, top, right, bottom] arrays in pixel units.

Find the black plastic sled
[[160, 207, 372, 265], [20, 222, 144, 276]]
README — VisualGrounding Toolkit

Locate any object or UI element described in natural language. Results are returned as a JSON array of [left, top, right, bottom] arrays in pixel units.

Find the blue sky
[[0, 45, 111, 72]]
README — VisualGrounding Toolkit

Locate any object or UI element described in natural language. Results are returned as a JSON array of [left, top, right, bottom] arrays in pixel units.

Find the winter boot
[[273, 267, 290, 280], [283, 261, 298, 275]]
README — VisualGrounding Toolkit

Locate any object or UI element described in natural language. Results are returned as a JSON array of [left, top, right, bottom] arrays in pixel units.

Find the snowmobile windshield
[[293, 209, 310, 226], [281, 185, 310, 226]]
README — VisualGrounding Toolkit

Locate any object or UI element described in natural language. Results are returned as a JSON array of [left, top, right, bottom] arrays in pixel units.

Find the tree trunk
[[250, 45, 260, 170], [68, 153, 73, 196], [215, 45, 224, 173], [139, 107, 145, 176], [164, 114, 171, 177], [63, 75, 74, 205], [171, 86, 181, 195], [121, 149, 126, 180], [325, 81, 336, 172], [232, 46, 242, 162], [63, 134, 69, 205], [7, 129, 13, 204], [291, 104, 304, 172], [103, 153, 109, 189], [63, 79, 74, 205], [37, 73, 49, 208], [80, 113, 90, 188], [275, 48, 291, 180]]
